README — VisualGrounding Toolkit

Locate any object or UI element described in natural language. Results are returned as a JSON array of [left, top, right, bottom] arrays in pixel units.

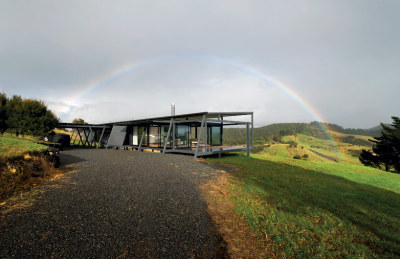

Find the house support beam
[[77, 128, 84, 147], [172, 119, 175, 150], [163, 119, 173, 154], [204, 121, 207, 152], [194, 115, 206, 159], [251, 112, 254, 148], [246, 122, 250, 157], [82, 128, 90, 147], [138, 126, 147, 151], [97, 126, 106, 149]]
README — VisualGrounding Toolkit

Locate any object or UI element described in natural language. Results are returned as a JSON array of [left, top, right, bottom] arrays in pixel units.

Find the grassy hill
[[207, 122, 399, 257], [223, 122, 381, 146], [208, 154, 400, 257]]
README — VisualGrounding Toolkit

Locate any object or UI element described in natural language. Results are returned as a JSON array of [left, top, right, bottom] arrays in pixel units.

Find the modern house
[[59, 111, 253, 158]]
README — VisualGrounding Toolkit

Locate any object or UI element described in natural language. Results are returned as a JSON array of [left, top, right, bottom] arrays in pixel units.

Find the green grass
[[253, 154, 400, 194], [0, 136, 47, 158], [208, 154, 400, 257], [279, 133, 372, 165]]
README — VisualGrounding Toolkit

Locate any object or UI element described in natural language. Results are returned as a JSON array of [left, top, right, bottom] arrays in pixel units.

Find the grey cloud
[[1, 0, 399, 128]]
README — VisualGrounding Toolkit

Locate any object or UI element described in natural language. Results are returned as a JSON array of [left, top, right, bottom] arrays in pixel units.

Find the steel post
[[138, 126, 146, 151], [163, 119, 173, 154], [194, 115, 206, 159], [246, 122, 250, 156], [97, 126, 106, 149]]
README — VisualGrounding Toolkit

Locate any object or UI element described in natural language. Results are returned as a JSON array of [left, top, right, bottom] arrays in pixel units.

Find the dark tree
[[0, 93, 7, 134], [21, 99, 59, 136], [5, 95, 24, 136], [4, 95, 58, 136], [359, 116, 400, 173]]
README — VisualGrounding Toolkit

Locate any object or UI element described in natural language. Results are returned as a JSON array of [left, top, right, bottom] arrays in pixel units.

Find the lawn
[[0, 136, 47, 158], [208, 154, 400, 257]]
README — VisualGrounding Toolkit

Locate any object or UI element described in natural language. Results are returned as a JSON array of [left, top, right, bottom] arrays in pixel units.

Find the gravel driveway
[[0, 149, 228, 258]]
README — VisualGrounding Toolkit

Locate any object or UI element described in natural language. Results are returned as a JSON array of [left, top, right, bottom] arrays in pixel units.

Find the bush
[[253, 145, 265, 153], [302, 154, 309, 159], [293, 155, 301, 159], [348, 149, 362, 158], [1, 94, 59, 137]]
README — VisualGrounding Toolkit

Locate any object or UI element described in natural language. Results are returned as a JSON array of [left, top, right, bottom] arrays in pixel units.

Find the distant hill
[[322, 122, 383, 137], [223, 122, 382, 146]]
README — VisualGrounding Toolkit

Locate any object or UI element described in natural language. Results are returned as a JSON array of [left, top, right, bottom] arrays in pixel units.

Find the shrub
[[253, 145, 265, 153]]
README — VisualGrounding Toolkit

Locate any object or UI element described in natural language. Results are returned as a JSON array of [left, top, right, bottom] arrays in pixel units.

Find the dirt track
[[0, 149, 228, 258]]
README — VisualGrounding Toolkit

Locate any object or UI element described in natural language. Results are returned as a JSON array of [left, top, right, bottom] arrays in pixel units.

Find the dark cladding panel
[[106, 126, 127, 148]]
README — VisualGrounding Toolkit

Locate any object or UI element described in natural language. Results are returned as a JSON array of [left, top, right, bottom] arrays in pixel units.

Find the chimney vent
[[171, 103, 175, 116]]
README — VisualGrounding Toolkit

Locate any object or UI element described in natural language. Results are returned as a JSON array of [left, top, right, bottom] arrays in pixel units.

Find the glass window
[[160, 125, 172, 148], [132, 126, 138, 145], [211, 126, 221, 146], [176, 125, 189, 147], [138, 126, 148, 146], [149, 126, 159, 147]]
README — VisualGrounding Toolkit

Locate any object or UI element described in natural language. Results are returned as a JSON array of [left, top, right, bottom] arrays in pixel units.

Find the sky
[[1, 0, 399, 128]]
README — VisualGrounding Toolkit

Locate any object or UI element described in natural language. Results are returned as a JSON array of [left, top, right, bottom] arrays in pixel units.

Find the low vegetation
[[207, 122, 399, 257], [208, 154, 400, 257], [0, 135, 47, 158], [0, 135, 59, 199]]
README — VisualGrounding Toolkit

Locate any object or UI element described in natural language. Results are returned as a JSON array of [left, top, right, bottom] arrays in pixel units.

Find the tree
[[359, 116, 400, 173], [5, 95, 23, 136], [0, 93, 7, 134], [4, 95, 59, 136], [73, 118, 87, 124]]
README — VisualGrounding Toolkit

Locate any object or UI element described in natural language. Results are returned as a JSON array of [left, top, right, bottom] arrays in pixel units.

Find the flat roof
[[61, 111, 253, 127]]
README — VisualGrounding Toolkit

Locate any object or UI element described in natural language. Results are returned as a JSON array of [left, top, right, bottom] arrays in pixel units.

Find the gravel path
[[0, 149, 228, 258]]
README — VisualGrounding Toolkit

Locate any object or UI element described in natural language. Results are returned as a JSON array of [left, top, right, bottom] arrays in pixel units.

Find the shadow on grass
[[213, 154, 400, 256]]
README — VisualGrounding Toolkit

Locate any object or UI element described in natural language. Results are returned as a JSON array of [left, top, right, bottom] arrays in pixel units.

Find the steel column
[[97, 126, 106, 149], [204, 121, 207, 151], [89, 127, 94, 147], [220, 116, 223, 146], [163, 119, 173, 154], [72, 130, 78, 144], [77, 128, 84, 147], [246, 122, 250, 156], [138, 126, 146, 151], [251, 112, 254, 148], [70, 130, 76, 145], [172, 118, 175, 150], [83, 128, 90, 147], [194, 115, 206, 159]]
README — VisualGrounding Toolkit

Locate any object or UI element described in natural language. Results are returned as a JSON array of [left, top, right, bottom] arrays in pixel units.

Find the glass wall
[[211, 126, 222, 146], [132, 126, 138, 145], [160, 125, 171, 148], [138, 126, 148, 146], [176, 125, 190, 147], [131, 123, 221, 148], [149, 126, 159, 147]]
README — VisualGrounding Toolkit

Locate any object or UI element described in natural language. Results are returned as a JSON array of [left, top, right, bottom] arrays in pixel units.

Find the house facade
[[59, 111, 253, 158]]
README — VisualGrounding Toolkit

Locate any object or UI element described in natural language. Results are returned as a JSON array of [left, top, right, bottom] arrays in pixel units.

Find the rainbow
[[58, 54, 339, 153]]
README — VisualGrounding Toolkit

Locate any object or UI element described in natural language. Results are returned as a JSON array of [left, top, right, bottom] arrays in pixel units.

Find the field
[[208, 132, 400, 257], [0, 136, 47, 158]]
